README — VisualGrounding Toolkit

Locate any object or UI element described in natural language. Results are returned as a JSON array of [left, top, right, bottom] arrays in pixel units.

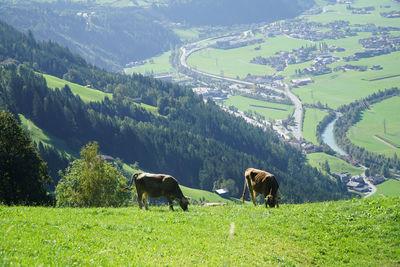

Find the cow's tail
[[240, 178, 247, 203], [121, 173, 138, 191]]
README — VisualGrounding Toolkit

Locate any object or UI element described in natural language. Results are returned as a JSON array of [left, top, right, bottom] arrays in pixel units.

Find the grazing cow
[[240, 168, 280, 208], [122, 172, 189, 211]]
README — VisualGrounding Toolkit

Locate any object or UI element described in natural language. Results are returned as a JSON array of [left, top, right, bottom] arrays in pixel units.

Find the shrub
[[56, 141, 130, 207]]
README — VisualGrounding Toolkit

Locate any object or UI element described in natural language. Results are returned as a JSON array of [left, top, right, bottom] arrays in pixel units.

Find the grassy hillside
[[347, 96, 400, 157], [1, 197, 399, 265], [42, 73, 112, 103], [124, 51, 174, 76]]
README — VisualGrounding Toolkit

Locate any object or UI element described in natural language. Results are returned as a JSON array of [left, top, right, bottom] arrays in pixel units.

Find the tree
[[55, 141, 130, 207], [0, 111, 52, 205]]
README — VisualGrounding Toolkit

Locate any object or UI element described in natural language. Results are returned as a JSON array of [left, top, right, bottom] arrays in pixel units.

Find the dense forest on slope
[[156, 0, 315, 26], [0, 1, 180, 71], [0, 21, 349, 203]]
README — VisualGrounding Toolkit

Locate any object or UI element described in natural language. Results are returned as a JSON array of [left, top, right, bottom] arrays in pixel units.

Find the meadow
[[373, 179, 400, 198], [124, 51, 174, 76], [42, 73, 112, 103], [347, 96, 400, 157], [303, 0, 400, 27], [223, 95, 295, 121], [302, 107, 328, 144], [1, 197, 399, 266], [306, 152, 364, 176], [292, 51, 400, 109]]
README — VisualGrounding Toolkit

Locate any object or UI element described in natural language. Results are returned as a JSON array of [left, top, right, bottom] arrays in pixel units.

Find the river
[[321, 113, 349, 156]]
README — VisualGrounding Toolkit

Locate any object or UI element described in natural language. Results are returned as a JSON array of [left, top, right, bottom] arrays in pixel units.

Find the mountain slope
[[0, 20, 349, 203]]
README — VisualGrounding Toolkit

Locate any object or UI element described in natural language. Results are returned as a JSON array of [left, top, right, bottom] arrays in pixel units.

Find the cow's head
[[179, 196, 190, 211], [265, 195, 281, 208]]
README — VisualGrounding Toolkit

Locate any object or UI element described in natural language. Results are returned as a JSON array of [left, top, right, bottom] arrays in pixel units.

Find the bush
[[56, 141, 130, 207]]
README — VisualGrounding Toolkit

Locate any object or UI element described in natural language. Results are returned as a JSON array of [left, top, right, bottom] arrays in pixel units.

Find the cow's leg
[[142, 192, 149, 210], [167, 197, 174, 211], [137, 190, 144, 209], [246, 177, 257, 206]]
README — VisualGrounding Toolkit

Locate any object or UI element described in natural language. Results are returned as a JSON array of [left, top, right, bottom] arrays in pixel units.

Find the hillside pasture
[[372, 179, 400, 197], [124, 51, 174, 76], [306, 152, 364, 176], [42, 73, 112, 103], [223, 95, 294, 120], [18, 114, 76, 157], [302, 107, 329, 144], [1, 197, 399, 266], [347, 96, 400, 157]]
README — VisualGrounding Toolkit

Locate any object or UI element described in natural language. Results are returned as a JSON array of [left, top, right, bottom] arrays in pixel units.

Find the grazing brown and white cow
[[122, 172, 189, 211], [240, 168, 280, 208]]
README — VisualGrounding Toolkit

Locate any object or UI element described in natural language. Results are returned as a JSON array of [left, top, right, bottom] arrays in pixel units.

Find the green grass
[[18, 114, 77, 157], [303, 108, 329, 144], [42, 73, 112, 103], [347, 96, 400, 158], [1, 197, 399, 265], [373, 179, 400, 197], [187, 35, 312, 79], [180, 186, 233, 204], [173, 28, 200, 42], [302, 0, 400, 27], [124, 51, 174, 76], [223, 95, 294, 121], [307, 152, 364, 176], [293, 52, 400, 109]]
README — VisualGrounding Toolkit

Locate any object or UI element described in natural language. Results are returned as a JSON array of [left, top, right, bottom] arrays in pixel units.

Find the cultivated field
[[293, 52, 400, 109], [1, 197, 399, 266], [347, 96, 400, 157], [306, 152, 364, 176], [302, 108, 328, 144], [223, 95, 294, 121]]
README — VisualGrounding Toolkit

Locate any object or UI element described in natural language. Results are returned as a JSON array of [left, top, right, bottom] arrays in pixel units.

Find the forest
[[157, 0, 315, 26], [0, 20, 350, 203], [0, 1, 180, 71]]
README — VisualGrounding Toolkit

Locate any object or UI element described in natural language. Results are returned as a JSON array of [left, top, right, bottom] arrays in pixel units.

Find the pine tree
[[0, 111, 52, 205]]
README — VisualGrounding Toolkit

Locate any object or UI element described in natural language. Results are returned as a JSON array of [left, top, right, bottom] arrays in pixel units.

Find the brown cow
[[240, 168, 280, 208], [123, 172, 189, 211]]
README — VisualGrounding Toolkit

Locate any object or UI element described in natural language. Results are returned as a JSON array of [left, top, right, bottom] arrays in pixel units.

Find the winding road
[[179, 39, 304, 140]]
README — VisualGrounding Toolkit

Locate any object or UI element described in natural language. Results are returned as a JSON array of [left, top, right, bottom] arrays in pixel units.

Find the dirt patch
[[373, 135, 398, 149]]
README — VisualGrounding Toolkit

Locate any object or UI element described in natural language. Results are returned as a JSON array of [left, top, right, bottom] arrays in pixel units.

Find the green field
[[347, 96, 400, 157], [307, 152, 364, 176], [124, 51, 174, 76], [293, 51, 400, 109], [373, 179, 400, 197], [42, 73, 112, 103], [1, 197, 399, 265], [303, 0, 400, 27], [303, 108, 329, 144], [187, 35, 312, 79], [223, 95, 294, 120]]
